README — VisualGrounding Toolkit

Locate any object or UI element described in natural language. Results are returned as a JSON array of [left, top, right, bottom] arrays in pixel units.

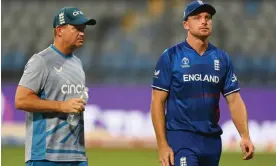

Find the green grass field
[[2, 147, 276, 166]]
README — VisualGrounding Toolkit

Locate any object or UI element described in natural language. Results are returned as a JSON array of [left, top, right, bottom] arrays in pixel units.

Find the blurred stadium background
[[1, 0, 276, 165]]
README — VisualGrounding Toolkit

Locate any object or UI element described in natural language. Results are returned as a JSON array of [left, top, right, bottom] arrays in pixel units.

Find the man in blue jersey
[[150, 1, 254, 166], [15, 7, 96, 166]]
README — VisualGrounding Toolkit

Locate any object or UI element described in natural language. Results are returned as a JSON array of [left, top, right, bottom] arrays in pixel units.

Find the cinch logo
[[73, 11, 84, 16], [61, 83, 85, 94], [183, 74, 219, 83]]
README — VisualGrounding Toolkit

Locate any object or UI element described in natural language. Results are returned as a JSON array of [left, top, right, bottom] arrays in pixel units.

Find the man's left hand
[[240, 138, 254, 160]]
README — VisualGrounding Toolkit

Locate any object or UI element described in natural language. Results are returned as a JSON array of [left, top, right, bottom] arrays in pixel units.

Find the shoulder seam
[[166, 47, 177, 72], [36, 54, 50, 83], [36, 54, 48, 70]]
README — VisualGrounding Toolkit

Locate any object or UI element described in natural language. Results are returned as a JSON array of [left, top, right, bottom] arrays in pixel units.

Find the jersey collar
[[182, 39, 213, 55], [50, 44, 73, 58]]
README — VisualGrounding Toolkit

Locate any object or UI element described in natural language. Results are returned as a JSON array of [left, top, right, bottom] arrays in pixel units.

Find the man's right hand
[[158, 144, 175, 166], [59, 98, 86, 113]]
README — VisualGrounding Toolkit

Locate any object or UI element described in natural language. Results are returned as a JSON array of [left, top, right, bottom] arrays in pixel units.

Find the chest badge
[[214, 59, 220, 71], [181, 57, 190, 68]]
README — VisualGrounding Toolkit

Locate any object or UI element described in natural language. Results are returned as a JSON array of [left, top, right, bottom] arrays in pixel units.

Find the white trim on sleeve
[[151, 85, 169, 92], [223, 88, 240, 96]]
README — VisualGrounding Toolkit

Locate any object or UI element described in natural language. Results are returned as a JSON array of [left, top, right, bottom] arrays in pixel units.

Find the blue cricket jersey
[[152, 40, 240, 135]]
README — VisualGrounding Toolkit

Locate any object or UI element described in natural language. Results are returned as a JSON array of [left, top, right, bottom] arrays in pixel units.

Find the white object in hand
[[67, 89, 89, 126]]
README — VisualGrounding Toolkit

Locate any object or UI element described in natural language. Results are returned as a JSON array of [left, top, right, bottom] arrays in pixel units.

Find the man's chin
[[196, 33, 211, 39], [200, 31, 211, 37], [74, 43, 84, 48], [191, 31, 211, 39]]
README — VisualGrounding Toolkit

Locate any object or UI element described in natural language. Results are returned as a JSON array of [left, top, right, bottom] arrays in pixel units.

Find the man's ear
[[55, 26, 64, 36], [59, 27, 64, 33], [183, 21, 189, 30]]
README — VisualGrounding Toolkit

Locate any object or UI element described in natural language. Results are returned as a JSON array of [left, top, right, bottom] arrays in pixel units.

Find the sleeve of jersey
[[18, 54, 48, 94], [221, 55, 240, 97], [151, 50, 171, 92]]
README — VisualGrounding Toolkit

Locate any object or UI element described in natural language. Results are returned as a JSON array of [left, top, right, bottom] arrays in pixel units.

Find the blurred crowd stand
[[2, 0, 276, 86]]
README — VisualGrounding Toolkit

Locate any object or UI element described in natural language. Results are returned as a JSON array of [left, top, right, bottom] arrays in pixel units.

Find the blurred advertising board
[[2, 84, 276, 152]]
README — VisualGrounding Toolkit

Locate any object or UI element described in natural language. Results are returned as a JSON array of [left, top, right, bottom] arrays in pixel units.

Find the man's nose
[[79, 31, 85, 36], [201, 18, 207, 25]]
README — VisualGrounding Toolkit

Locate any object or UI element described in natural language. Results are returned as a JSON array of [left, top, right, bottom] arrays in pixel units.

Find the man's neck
[[53, 41, 73, 56], [186, 35, 209, 56]]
